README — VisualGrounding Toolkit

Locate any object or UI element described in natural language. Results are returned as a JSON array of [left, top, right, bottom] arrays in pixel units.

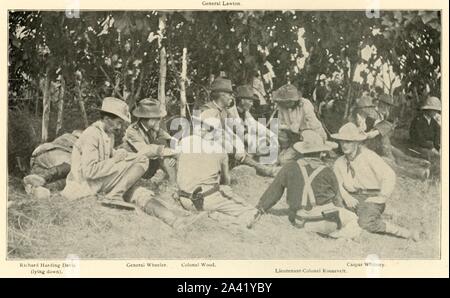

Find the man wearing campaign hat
[[232, 85, 279, 167], [273, 84, 327, 165], [409, 96, 441, 166], [199, 78, 278, 177], [350, 95, 431, 180], [61, 97, 148, 210], [332, 123, 420, 241], [248, 130, 361, 239], [121, 98, 178, 184]]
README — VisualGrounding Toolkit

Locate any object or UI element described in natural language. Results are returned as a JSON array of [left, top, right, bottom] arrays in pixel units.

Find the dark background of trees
[[7, 10, 441, 174]]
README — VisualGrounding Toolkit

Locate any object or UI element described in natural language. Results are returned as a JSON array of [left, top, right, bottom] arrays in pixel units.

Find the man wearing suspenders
[[248, 130, 361, 239]]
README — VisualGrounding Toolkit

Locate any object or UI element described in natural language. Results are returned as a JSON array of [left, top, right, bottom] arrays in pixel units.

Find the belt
[[178, 184, 220, 211], [348, 188, 380, 196]]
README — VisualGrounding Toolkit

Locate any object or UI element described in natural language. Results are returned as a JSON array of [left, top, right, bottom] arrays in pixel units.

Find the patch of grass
[[7, 165, 441, 260]]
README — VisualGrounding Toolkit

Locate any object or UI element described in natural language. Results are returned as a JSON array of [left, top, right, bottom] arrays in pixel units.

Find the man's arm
[[366, 150, 396, 203], [80, 131, 117, 179], [125, 126, 164, 158]]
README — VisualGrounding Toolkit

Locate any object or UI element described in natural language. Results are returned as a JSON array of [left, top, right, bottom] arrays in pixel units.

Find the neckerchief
[[344, 147, 361, 178]]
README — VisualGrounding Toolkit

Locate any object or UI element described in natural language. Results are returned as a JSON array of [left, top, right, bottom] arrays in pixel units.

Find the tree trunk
[[179, 47, 188, 117], [343, 63, 358, 119], [76, 80, 89, 128], [41, 73, 51, 143], [158, 14, 167, 116], [55, 76, 65, 136]]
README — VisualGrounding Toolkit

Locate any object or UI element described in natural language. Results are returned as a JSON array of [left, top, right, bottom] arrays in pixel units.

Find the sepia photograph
[[3, 2, 446, 272]]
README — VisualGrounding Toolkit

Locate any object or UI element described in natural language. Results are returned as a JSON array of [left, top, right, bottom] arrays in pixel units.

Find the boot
[[23, 174, 46, 189], [246, 209, 264, 229], [385, 222, 420, 241]]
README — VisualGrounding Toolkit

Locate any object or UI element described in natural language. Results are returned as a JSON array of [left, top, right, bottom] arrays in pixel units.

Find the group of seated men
[[22, 77, 441, 241]]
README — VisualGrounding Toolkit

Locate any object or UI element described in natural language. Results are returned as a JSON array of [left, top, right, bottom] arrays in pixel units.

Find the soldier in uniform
[[200, 77, 277, 176], [22, 130, 82, 198], [121, 98, 177, 184]]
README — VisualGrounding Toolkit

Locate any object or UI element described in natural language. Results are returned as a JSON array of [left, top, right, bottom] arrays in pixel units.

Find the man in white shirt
[[176, 116, 259, 226], [332, 123, 420, 241]]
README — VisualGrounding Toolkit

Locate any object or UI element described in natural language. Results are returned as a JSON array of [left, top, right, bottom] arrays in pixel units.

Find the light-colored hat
[[97, 97, 131, 122], [421, 96, 441, 111], [354, 96, 376, 109], [294, 130, 338, 154], [211, 77, 233, 93], [272, 84, 300, 102], [331, 122, 367, 142], [132, 98, 167, 118]]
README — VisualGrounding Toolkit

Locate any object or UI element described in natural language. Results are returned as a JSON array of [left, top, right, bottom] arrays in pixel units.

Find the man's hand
[[365, 196, 387, 204], [365, 130, 380, 139], [161, 148, 178, 157], [113, 149, 128, 162], [166, 157, 176, 167], [344, 196, 359, 209], [234, 152, 246, 162]]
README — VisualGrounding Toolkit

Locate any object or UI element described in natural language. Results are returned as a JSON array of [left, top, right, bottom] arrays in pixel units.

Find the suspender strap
[[296, 161, 325, 207]]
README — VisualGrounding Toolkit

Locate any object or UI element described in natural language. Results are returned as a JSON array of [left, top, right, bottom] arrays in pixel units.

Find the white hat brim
[[293, 141, 338, 154], [421, 106, 441, 111], [330, 133, 367, 142]]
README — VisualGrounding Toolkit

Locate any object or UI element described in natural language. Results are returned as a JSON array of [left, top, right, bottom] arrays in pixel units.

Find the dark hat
[[235, 85, 258, 101], [210, 77, 233, 93], [132, 98, 167, 118], [272, 84, 300, 102]]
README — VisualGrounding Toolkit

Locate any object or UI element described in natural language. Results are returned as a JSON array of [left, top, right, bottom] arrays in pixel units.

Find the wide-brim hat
[[236, 85, 258, 101], [421, 96, 441, 111], [96, 97, 131, 122], [331, 122, 367, 142], [211, 77, 233, 93], [132, 98, 167, 118], [272, 84, 300, 102], [354, 96, 376, 109], [293, 130, 338, 154]]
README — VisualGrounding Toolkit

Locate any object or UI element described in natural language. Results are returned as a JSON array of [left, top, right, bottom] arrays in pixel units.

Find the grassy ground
[[7, 162, 441, 260]]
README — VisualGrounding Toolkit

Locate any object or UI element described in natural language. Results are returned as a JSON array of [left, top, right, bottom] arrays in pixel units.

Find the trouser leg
[[106, 160, 148, 200], [256, 162, 301, 214], [161, 158, 177, 184], [391, 146, 430, 167], [356, 202, 386, 233], [383, 157, 428, 180], [203, 192, 255, 218]]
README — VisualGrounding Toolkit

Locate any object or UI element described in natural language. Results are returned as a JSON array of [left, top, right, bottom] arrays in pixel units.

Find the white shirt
[[333, 146, 396, 202]]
